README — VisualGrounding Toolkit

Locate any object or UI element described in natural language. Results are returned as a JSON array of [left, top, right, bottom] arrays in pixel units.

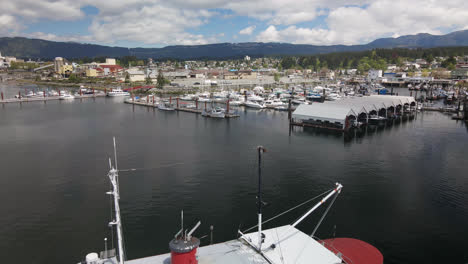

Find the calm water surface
[[1, 85, 468, 264]]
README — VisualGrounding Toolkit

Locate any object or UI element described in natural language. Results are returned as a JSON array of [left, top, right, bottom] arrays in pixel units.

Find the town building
[[0, 52, 4, 68], [367, 69, 383, 81], [54, 57, 64, 73], [100, 58, 117, 66], [59, 65, 74, 76], [451, 68, 468, 79], [97, 65, 124, 76], [86, 69, 97, 77], [126, 68, 145, 82]]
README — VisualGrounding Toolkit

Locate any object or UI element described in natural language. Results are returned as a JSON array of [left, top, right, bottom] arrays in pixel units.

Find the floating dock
[[1, 94, 106, 104], [124, 99, 240, 118]]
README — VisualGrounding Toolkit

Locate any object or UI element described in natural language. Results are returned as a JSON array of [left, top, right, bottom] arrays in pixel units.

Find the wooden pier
[[422, 106, 458, 113], [1, 94, 106, 104], [124, 99, 240, 118]]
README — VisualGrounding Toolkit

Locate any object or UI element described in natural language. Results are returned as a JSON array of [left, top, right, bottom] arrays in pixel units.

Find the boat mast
[[108, 137, 125, 264], [291, 183, 343, 228], [257, 146, 266, 252]]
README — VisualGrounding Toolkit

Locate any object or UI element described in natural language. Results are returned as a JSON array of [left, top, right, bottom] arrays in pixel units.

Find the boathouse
[[291, 95, 416, 132]]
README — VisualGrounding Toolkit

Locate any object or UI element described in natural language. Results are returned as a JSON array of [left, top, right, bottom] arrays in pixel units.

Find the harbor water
[[1, 86, 468, 264]]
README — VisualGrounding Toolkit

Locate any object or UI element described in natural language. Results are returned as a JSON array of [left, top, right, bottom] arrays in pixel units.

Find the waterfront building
[[451, 68, 468, 79], [59, 64, 73, 76], [86, 68, 97, 77], [367, 69, 383, 82], [97, 65, 124, 76], [292, 95, 416, 131], [126, 68, 145, 82], [0, 52, 4, 68], [54, 57, 64, 73], [100, 58, 117, 66]]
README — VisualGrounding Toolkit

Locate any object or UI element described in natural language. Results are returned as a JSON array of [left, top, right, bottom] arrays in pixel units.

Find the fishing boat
[[59, 93, 75, 100], [77, 142, 383, 264], [306, 93, 322, 101], [158, 102, 175, 111], [180, 95, 195, 101], [244, 101, 266, 109], [197, 97, 211, 103], [228, 100, 244, 106], [274, 105, 289, 111], [25, 91, 44, 98], [201, 108, 225, 118], [291, 97, 307, 105], [107, 88, 130, 97], [368, 115, 386, 126], [48, 90, 59, 96], [264, 99, 285, 109], [325, 93, 341, 101]]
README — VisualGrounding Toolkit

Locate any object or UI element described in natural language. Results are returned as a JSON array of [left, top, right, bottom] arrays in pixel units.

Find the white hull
[[108, 93, 130, 97], [158, 104, 175, 111], [244, 101, 265, 109], [59, 95, 75, 100]]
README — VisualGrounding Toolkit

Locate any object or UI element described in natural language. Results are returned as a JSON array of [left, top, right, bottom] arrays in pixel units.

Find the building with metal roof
[[292, 95, 416, 131]]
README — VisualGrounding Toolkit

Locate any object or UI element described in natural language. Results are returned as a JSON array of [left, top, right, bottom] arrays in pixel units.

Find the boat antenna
[[113, 137, 118, 171], [107, 138, 125, 264], [257, 146, 266, 252]]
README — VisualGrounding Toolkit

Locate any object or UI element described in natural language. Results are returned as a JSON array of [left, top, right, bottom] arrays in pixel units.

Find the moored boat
[[59, 93, 75, 100], [158, 102, 175, 111], [107, 88, 130, 97], [244, 101, 266, 109]]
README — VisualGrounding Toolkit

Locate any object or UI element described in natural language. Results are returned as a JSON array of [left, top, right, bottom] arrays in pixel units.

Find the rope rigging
[[242, 187, 333, 233]]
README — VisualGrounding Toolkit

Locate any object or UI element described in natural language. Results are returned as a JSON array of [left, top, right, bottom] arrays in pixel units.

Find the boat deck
[[120, 225, 342, 264]]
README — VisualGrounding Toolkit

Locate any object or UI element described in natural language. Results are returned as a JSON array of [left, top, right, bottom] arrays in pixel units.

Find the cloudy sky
[[1, 0, 468, 47]]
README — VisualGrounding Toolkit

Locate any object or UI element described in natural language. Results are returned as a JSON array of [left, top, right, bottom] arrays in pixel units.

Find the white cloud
[[25, 32, 93, 43], [88, 2, 217, 45], [239, 26, 255, 35], [256, 0, 468, 45], [0, 15, 22, 35], [0, 0, 85, 21], [1, 0, 468, 46], [256, 25, 333, 44]]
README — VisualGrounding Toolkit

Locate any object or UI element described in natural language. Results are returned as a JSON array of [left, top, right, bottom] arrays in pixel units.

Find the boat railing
[[312, 236, 354, 264]]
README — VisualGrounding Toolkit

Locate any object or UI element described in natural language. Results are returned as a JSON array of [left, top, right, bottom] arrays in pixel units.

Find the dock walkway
[[124, 100, 240, 118], [1, 94, 106, 104]]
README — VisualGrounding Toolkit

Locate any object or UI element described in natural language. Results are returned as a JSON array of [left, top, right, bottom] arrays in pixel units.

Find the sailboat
[[78, 141, 383, 264]]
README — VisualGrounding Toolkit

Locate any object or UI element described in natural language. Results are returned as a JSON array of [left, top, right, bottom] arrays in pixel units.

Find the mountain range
[[1, 30, 468, 60]]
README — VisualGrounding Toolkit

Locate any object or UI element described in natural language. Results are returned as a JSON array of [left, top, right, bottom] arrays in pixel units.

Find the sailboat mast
[[257, 146, 265, 252]]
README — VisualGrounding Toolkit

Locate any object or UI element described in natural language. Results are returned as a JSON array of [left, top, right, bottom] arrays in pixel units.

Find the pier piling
[[1, 92, 3, 101]]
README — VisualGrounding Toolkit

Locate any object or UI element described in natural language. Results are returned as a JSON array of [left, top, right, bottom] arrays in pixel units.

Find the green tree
[[442, 56, 457, 68], [156, 69, 165, 89], [145, 76, 153, 85], [125, 72, 130, 83], [281, 57, 296, 69], [68, 73, 81, 83], [274, 73, 280, 82]]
